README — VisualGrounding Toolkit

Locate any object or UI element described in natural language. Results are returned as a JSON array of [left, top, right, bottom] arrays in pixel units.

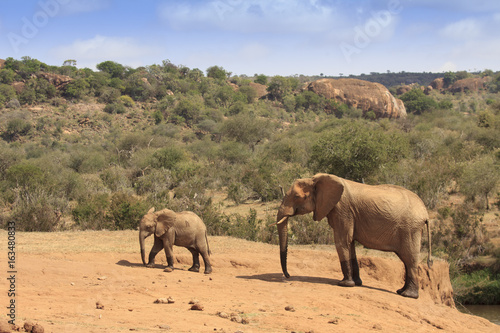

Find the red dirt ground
[[1, 230, 498, 333]]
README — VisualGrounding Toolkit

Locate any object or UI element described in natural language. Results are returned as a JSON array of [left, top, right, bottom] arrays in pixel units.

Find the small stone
[[24, 321, 35, 332], [285, 305, 295, 312], [217, 311, 229, 319], [328, 318, 339, 324], [32, 323, 45, 333], [97, 276, 107, 280], [96, 301, 105, 310], [158, 324, 171, 330], [154, 298, 170, 304], [230, 314, 242, 323], [189, 298, 199, 304], [167, 297, 175, 304], [190, 303, 204, 311], [70, 282, 75, 286], [372, 323, 382, 330]]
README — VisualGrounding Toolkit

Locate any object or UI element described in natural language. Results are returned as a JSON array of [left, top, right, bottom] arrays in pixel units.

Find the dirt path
[[1, 231, 498, 332]]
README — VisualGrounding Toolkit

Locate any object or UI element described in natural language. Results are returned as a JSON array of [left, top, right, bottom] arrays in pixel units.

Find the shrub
[[2, 118, 32, 141], [72, 193, 110, 230], [310, 122, 409, 182], [151, 146, 186, 170], [400, 88, 438, 114], [103, 102, 127, 114], [108, 192, 148, 230]]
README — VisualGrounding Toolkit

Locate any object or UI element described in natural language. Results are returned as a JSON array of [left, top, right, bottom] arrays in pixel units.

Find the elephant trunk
[[277, 212, 290, 278], [139, 229, 150, 266]]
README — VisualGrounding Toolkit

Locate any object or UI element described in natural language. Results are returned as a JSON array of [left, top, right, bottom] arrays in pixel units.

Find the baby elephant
[[139, 207, 212, 274]]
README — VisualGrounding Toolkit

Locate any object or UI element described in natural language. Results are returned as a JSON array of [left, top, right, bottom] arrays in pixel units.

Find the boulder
[[448, 77, 491, 94], [36, 72, 73, 89], [307, 78, 406, 118], [430, 78, 445, 91]]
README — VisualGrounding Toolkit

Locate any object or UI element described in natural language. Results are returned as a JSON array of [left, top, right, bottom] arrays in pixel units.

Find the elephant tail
[[426, 220, 433, 268], [205, 230, 211, 256]]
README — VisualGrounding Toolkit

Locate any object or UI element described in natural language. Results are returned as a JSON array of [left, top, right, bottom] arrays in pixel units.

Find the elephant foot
[[397, 287, 419, 299], [163, 266, 174, 273], [338, 279, 356, 287], [354, 278, 363, 286], [204, 267, 212, 275], [188, 266, 200, 272], [145, 263, 155, 268]]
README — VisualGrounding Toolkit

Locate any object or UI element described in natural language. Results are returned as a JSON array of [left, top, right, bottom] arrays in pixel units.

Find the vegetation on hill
[[1, 56, 499, 304]]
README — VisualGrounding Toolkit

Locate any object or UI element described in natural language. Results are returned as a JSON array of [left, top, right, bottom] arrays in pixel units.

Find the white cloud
[[51, 35, 161, 69], [440, 18, 482, 40], [159, 0, 339, 34], [437, 61, 457, 72]]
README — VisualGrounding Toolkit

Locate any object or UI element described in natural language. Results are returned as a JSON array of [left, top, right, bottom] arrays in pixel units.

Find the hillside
[[1, 57, 500, 313], [1, 230, 498, 333]]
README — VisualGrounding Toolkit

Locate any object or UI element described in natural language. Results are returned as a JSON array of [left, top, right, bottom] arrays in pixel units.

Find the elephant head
[[138, 207, 176, 266], [276, 174, 344, 278]]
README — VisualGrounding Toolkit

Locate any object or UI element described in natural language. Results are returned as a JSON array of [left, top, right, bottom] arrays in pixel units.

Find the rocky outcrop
[[430, 78, 445, 91], [37, 72, 73, 89], [448, 77, 491, 93], [430, 76, 491, 94], [307, 78, 406, 118]]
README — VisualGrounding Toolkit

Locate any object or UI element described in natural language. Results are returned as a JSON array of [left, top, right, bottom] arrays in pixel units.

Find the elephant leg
[[187, 248, 201, 272], [396, 252, 419, 299], [163, 231, 175, 272], [147, 236, 163, 267], [334, 228, 357, 287], [200, 250, 212, 275], [350, 244, 362, 286]]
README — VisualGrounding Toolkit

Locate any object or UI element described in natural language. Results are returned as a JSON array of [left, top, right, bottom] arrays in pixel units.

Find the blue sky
[[1, 0, 499, 76]]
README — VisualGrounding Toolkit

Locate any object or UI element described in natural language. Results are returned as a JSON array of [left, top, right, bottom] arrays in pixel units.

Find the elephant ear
[[312, 174, 344, 221], [154, 210, 176, 238]]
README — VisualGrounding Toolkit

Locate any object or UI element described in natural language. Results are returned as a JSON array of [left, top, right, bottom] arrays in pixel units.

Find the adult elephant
[[276, 173, 431, 298], [139, 208, 212, 274]]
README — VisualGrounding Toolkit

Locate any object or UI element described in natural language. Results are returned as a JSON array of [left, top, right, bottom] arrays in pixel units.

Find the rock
[[230, 314, 242, 323], [448, 77, 491, 94], [190, 303, 204, 311], [31, 323, 45, 333], [217, 311, 229, 319], [97, 276, 107, 280], [285, 305, 296, 312], [37, 72, 73, 89], [96, 301, 105, 309], [154, 298, 174, 304], [430, 78, 445, 91], [306, 78, 406, 119], [188, 298, 199, 304], [24, 321, 35, 332]]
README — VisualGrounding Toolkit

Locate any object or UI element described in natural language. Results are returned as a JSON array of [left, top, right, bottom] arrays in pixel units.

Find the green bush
[[72, 193, 110, 230], [108, 192, 148, 230], [103, 102, 127, 114], [2, 118, 32, 141]]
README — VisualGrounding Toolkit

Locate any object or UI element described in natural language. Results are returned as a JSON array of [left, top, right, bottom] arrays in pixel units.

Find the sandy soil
[[1, 230, 498, 333]]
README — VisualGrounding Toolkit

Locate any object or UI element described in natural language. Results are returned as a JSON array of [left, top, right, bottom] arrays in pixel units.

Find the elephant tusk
[[269, 216, 288, 227]]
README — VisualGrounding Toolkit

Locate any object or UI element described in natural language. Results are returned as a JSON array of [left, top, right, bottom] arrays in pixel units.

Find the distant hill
[[324, 72, 444, 88]]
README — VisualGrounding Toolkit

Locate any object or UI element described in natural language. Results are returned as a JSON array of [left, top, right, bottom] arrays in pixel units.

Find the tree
[[254, 74, 268, 85], [309, 122, 409, 182], [96, 60, 125, 78], [400, 88, 437, 114], [206, 66, 229, 80], [267, 76, 298, 101], [458, 156, 499, 209]]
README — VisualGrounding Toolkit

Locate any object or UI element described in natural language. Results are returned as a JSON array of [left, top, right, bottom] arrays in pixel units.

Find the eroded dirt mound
[[307, 78, 407, 118]]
